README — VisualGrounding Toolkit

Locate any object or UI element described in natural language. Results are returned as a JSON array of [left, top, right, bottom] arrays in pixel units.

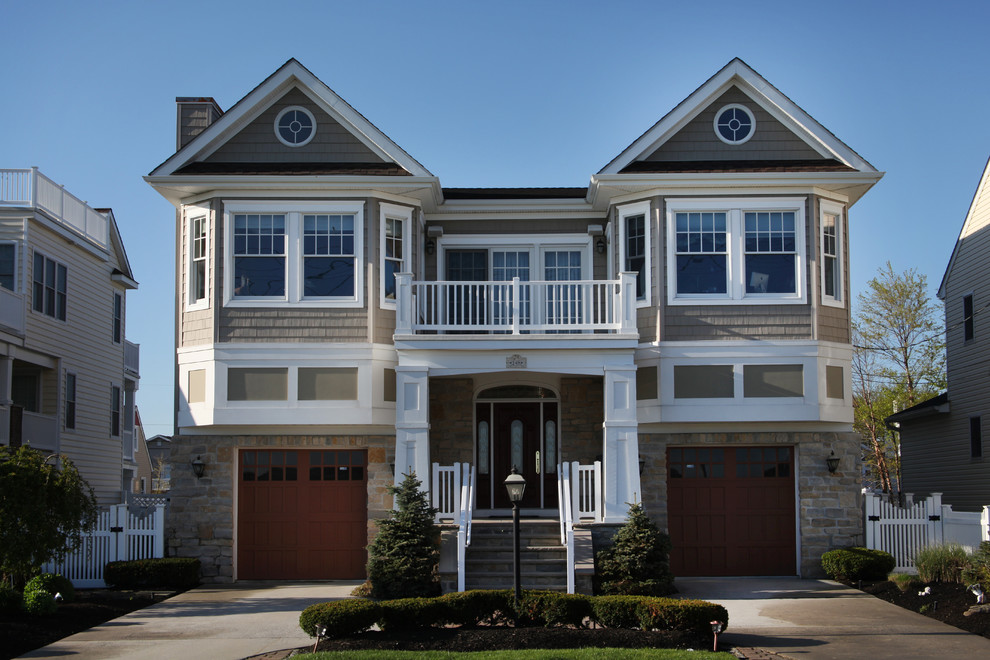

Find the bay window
[[666, 198, 806, 304], [380, 203, 412, 307], [224, 201, 364, 306], [186, 205, 210, 310]]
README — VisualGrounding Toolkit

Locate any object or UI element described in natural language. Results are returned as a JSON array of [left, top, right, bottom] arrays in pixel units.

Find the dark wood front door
[[476, 401, 559, 509]]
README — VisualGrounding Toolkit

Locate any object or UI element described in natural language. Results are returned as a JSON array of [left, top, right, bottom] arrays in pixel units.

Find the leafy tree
[[853, 263, 946, 495], [0, 447, 98, 587], [595, 502, 674, 596], [366, 472, 440, 599]]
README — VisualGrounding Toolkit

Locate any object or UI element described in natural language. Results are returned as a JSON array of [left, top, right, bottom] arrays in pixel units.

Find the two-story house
[[889, 155, 990, 511], [1, 168, 140, 505], [146, 59, 880, 584]]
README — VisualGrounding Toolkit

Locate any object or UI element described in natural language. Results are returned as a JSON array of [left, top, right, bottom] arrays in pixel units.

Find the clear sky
[[3, 0, 988, 438]]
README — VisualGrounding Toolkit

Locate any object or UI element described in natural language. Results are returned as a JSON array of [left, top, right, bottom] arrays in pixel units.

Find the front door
[[476, 399, 559, 510]]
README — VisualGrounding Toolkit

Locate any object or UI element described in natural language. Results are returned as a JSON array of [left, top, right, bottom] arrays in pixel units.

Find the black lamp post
[[504, 466, 527, 604]]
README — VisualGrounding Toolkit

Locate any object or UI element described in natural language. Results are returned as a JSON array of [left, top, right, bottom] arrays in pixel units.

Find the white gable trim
[[150, 60, 432, 178], [599, 59, 878, 176], [938, 154, 990, 299]]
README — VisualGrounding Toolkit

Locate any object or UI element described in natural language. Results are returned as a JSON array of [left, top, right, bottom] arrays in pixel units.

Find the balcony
[[0, 168, 109, 249], [0, 287, 25, 335], [395, 273, 637, 336], [124, 340, 140, 378], [22, 411, 58, 452]]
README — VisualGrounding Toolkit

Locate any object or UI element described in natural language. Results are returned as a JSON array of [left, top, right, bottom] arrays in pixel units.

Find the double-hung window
[[666, 198, 806, 304], [186, 205, 210, 310], [0, 243, 15, 291], [110, 384, 121, 437], [113, 293, 123, 344], [65, 372, 76, 430], [380, 203, 412, 307], [618, 201, 651, 305], [32, 252, 67, 320], [224, 201, 364, 306], [820, 200, 844, 306]]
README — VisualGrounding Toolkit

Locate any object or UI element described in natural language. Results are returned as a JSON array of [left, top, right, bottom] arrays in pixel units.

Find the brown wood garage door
[[667, 446, 795, 576], [238, 449, 367, 580]]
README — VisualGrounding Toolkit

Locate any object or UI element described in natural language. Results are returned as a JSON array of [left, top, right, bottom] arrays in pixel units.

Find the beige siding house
[[147, 59, 881, 585], [893, 156, 990, 511], [0, 168, 140, 504]]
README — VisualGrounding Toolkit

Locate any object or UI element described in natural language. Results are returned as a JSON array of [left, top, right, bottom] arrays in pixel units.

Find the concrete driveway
[[19, 581, 360, 660], [676, 577, 990, 659]]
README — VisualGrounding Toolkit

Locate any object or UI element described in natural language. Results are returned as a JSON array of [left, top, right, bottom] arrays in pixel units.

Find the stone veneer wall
[[168, 433, 393, 582], [559, 376, 604, 464], [638, 430, 863, 578], [429, 377, 475, 466]]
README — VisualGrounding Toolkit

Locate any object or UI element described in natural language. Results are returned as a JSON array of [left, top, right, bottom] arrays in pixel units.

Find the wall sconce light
[[425, 239, 435, 255], [596, 237, 606, 254], [826, 450, 840, 474], [191, 455, 205, 479]]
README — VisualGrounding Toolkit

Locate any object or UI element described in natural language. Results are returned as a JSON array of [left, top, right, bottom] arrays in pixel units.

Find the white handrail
[[456, 463, 475, 592], [572, 461, 602, 522], [559, 462, 576, 593], [432, 463, 460, 522]]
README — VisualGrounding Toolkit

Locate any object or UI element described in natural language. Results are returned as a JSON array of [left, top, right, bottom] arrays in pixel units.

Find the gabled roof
[[598, 58, 878, 176], [938, 154, 990, 300], [95, 207, 138, 289], [149, 59, 432, 178]]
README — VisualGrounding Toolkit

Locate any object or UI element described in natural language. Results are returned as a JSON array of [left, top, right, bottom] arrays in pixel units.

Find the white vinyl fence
[[43, 503, 166, 587], [864, 491, 990, 571]]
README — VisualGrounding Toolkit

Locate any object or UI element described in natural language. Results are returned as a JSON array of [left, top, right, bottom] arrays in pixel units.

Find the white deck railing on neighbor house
[[395, 273, 637, 335], [22, 411, 57, 452], [864, 491, 990, 571], [44, 503, 166, 588], [0, 167, 109, 249], [124, 340, 140, 376], [0, 287, 25, 334]]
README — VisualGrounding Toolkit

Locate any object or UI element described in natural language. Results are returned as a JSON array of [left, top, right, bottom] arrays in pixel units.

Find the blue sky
[[3, 0, 989, 438]]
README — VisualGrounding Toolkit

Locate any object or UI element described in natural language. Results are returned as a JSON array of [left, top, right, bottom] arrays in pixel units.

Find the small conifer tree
[[596, 502, 675, 596], [367, 472, 441, 599]]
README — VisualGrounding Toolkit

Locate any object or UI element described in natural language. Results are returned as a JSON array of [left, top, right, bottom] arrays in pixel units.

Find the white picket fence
[[864, 492, 990, 571], [43, 504, 166, 587]]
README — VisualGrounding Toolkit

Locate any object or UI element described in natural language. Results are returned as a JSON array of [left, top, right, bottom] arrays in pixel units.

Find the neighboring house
[[146, 433, 172, 492], [132, 408, 153, 494], [146, 58, 881, 583], [0, 167, 140, 505], [890, 156, 990, 511]]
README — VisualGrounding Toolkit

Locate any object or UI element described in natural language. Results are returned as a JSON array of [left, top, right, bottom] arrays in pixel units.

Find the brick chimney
[[176, 97, 224, 150]]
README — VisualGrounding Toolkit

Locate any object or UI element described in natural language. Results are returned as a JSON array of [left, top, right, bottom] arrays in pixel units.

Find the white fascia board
[[600, 59, 879, 176], [431, 197, 599, 221], [657, 339, 852, 360], [394, 336, 638, 352], [150, 61, 432, 178], [395, 345, 636, 375]]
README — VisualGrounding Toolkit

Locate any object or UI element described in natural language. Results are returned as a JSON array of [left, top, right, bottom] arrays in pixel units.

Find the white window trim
[[819, 199, 844, 308], [380, 203, 412, 309], [110, 383, 122, 438], [0, 240, 17, 292], [112, 292, 123, 344], [274, 106, 317, 148], [618, 201, 652, 307], [185, 203, 211, 312], [436, 234, 592, 281], [223, 200, 365, 308], [665, 197, 807, 306]]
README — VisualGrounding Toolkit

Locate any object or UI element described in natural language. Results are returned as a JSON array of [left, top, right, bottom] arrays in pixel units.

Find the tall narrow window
[[232, 213, 285, 297], [0, 243, 15, 291], [964, 294, 974, 341], [189, 212, 208, 307], [111, 385, 121, 437], [971, 416, 983, 458], [820, 201, 844, 306], [112, 292, 123, 343], [619, 201, 651, 304], [65, 373, 76, 430], [380, 203, 411, 307], [32, 252, 67, 320], [303, 214, 354, 297]]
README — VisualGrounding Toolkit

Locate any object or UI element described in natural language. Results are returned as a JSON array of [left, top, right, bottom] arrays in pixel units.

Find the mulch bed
[[859, 580, 990, 639], [0, 589, 168, 660]]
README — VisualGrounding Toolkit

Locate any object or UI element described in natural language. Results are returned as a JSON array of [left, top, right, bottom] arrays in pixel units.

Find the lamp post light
[[504, 466, 527, 604]]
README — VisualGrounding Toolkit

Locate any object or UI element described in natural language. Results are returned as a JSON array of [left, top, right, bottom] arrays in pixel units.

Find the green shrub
[[0, 582, 21, 614], [635, 597, 729, 635], [366, 473, 441, 599], [104, 557, 200, 590], [890, 572, 922, 592], [299, 599, 381, 639], [962, 541, 990, 590], [436, 589, 515, 626], [516, 591, 591, 627], [588, 595, 642, 629], [378, 597, 449, 631], [914, 543, 969, 583], [23, 589, 57, 616], [25, 573, 76, 603], [596, 503, 675, 596], [821, 547, 895, 581]]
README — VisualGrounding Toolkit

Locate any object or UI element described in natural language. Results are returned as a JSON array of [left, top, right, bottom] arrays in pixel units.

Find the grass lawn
[[296, 650, 734, 659]]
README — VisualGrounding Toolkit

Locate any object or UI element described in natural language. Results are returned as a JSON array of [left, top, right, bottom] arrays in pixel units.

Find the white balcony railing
[[0, 168, 109, 249], [0, 287, 25, 334], [22, 411, 58, 452], [396, 273, 637, 335], [124, 340, 140, 377]]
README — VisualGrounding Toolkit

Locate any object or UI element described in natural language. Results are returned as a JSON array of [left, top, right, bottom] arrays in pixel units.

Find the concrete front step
[[465, 520, 568, 591]]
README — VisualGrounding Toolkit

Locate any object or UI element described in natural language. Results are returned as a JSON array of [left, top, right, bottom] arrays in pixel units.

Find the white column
[[395, 272, 413, 335], [602, 365, 641, 523], [394, 366, 430, 490]]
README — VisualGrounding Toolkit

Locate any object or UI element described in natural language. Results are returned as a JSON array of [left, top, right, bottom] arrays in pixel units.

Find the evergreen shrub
[[24, 573, 75, 603], [596, 503, 675, 596], [820, 547, 895, 581], [104, 557, 200, 590]]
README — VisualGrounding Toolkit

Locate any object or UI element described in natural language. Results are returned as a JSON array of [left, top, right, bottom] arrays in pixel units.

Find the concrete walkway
[[19, 581, 361, 660], [676, 577, 990, 659]]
